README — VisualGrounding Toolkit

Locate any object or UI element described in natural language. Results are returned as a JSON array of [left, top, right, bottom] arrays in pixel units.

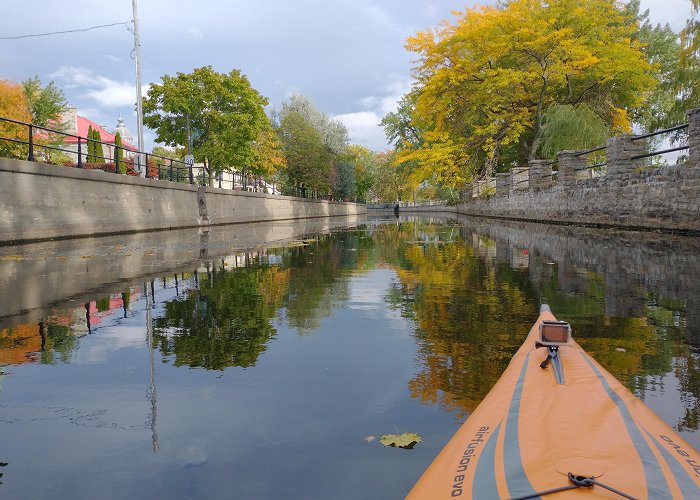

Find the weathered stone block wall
[[457, 108, 700, 234], [0, 157, 366, 244], [459, 163, 700, 233]]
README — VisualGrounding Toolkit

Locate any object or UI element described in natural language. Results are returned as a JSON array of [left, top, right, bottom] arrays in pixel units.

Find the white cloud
[[186, 26, 204, 40], [335, 111, 386, 151], [51, 66, 136, 108], [335, 78, 411, 151], [73, 325, 147, 364]]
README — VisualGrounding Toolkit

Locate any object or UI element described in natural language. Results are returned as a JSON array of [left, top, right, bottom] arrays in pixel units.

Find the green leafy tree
[[275, 94, 348, 154], [92, 128, 105, 163], [143, 66, 269, 186], [21, 76, 67, 127], [332, 159, 356, 200], [381, 93, 422, 150], [343, 145, 375, 202], [372, 151, 415, 202], [150, 145, 187, 180], [115, 132, 126, 173], [539, 104, 610, 159], [277, 111, 331, 197], [243, 121, 286, 190], [679, 1, 700, 114], [86, 125, 95, 163], [625, 1, 684, 132]]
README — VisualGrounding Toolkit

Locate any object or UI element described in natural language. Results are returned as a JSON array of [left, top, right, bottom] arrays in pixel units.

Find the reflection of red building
[[87, 288, 141, 327], [0, 287, 141, 365]]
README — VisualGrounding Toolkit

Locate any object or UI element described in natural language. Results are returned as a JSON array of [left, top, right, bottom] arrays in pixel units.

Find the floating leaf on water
[[365, 435, 376, 443], [287, 240, 308, 247], [0, 255, 25, 261], [379, 432, 422, 449]]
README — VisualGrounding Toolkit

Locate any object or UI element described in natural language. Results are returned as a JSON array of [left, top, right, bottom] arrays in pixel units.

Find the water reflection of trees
[[153, 264, 287, 370], [375, 220, 700, 431], [2, 219, 698, 432], [374, 222, 537, 418], [153, 232, 377, 368], [282, 231, 375, 333]]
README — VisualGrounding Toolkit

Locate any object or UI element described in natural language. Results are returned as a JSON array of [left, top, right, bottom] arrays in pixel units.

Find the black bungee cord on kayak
[[508, 472, 639, 500]]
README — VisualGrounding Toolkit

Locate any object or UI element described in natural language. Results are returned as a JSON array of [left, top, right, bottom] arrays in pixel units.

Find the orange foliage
[[0, 79, 32, 156]]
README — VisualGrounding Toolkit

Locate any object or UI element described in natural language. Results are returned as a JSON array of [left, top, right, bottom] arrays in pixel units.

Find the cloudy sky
[[1, 0, 693, 151]]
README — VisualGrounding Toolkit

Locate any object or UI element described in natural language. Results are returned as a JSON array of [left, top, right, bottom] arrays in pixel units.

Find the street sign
[[184, 154, 195, 167]]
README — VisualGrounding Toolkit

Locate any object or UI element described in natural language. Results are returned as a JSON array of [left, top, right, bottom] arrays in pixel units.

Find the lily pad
[[379, 432, 422, 449]]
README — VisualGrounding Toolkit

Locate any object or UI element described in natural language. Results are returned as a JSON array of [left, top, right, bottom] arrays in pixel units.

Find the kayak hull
[[408, 307, 700, 499]]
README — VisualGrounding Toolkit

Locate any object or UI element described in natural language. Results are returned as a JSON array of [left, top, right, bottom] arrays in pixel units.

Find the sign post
[[184, 154, 194, 184]]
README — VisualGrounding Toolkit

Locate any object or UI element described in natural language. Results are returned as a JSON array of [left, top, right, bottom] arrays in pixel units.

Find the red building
[[60, 107, 138, 162]]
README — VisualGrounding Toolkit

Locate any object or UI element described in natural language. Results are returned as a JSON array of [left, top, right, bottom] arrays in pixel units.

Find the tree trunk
[[528, 75, 548, 161]]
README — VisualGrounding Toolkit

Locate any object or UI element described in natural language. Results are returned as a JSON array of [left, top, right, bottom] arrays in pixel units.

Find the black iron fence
[[630, 123, 689, 160], [0, 116, 193, 183], [475, 119, 691, 197]]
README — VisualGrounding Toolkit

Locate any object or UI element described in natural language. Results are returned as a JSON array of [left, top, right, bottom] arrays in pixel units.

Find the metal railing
[[0, 116, 193, 183], [571, 145, 607, 172], [471, 115, 695, 201], [630, 124, 689, 161]]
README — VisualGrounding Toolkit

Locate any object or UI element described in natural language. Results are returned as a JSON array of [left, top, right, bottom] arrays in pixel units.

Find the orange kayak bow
[[408, 305, 700, 499]]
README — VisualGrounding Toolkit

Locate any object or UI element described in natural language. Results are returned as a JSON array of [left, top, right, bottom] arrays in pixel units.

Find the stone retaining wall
[[460, 163, 700, 233]]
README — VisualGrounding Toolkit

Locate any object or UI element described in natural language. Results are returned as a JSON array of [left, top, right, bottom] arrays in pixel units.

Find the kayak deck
[[408, 305, 700, 499]]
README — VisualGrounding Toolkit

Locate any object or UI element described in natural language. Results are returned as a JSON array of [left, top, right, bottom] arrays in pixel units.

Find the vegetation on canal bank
[[2, 1, 700, 203], [383, 0, 700, 192]]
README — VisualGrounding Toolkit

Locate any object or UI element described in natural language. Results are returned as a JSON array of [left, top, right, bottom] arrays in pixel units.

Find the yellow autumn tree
[[0, 79, 32, 158], [400, 0, 656, 185]]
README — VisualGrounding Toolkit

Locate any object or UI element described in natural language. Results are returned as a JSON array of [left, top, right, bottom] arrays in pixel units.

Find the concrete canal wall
[[0, 157, 365, 244]]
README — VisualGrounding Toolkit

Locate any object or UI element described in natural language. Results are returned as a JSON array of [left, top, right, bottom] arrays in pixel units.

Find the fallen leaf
[[379, 432, 422, 449]]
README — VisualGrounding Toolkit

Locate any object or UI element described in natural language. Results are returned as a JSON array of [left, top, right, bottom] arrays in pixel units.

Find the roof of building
[[64, 115, 138, 151]]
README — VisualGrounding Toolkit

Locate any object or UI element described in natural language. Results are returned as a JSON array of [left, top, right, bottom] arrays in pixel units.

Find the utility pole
[[132, 0, 146, 177]]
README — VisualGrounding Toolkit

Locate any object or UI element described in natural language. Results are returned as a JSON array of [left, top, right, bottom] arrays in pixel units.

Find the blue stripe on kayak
[[551, 351, 565, 385], [472, 421, 501, 499], [503, 352, 538, 498], [581, 352, 672, 497], [645, 429, 700, 498]]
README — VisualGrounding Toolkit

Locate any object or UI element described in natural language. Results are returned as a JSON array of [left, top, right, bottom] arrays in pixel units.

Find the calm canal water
[[1, 215, 699, 499]]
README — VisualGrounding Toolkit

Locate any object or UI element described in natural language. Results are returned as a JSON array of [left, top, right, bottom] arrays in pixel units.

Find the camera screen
[[541, 322, 570, 344]]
